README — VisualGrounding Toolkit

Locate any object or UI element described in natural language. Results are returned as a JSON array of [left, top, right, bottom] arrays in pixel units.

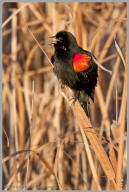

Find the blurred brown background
[[2, 2, 127, 190]]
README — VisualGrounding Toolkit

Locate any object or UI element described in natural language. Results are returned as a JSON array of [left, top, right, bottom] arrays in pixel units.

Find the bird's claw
[[69, 96, 77, 106]]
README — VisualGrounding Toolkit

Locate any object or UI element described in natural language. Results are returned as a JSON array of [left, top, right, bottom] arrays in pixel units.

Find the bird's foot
[[58, 80, 65, 89], [69, 91, 80, 106], [61, 83, 65, 89], [69, 96, 77, 106]]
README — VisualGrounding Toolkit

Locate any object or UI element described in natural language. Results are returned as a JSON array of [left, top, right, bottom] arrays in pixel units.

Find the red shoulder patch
[[50, 53, 54, 64], [73, 54, 91, 72], [50, 54, 54, 60]]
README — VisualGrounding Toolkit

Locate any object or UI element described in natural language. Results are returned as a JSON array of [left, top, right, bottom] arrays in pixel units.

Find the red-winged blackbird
[[50, 31, 98, 116]]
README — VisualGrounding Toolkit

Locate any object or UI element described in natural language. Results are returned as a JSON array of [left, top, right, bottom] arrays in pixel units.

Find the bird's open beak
[[49, 35, 62, 46], [49, 35, 56, 39], [48, 35, 57, 46]]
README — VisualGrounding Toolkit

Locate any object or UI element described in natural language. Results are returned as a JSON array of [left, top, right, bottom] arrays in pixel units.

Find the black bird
[[50, 31, 98, 116]]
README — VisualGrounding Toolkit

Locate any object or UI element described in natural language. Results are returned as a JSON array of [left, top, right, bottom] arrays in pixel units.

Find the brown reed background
[[2, 2, 127, 190]]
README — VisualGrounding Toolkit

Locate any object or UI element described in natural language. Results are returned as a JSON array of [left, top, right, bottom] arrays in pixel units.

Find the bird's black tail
[[78, 90, 90, 117]]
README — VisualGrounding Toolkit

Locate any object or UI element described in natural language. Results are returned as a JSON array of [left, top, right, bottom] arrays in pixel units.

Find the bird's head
[[50, 31, 78, 50]]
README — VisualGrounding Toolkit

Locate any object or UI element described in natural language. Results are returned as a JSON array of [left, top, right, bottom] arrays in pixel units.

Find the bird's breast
[[53, 56, 82, 89]]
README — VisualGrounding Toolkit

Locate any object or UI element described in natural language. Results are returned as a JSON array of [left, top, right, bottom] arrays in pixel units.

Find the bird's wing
[[73, 54, 91, 72]]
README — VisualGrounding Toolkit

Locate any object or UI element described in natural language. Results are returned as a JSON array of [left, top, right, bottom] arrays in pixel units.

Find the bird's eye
[[58, 37, 63, 41]]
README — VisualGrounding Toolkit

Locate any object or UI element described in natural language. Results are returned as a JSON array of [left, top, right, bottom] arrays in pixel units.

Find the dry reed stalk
[[109, 146, 117, 175], [53, 147, 63, 190], [81, 146, 89, 190], [55, 95, 64, 188], [11, 9, 21, 187], [25, 44, 39, 71], [105, 56, 120, 109], [79, 125, 101, 190], [61, 86, 116, 186], [89, 3, 113, 52], [99, 7, 126, 62], [2, 2, 30, 29], [94, 34, 101, 58], [27, 3, 52, 34], [116, 50, 127, 190], [74, 122, 81, 189], [99, 57, 120, 138], [111, 34, 127, 189], [2, 20, 42, 37], [52, 2, 57, 34], [4, 174, 16, 190], [24, 80, 34, 189], [116, 78, 126, 189], [95, 84, 111, 139], [82, 25, 88, 50], [74, 4, 83, 46], [115, 73, 118, 122], [23, 74, 31, 124], [15, 66, 52, 81], [115, 39, 126, 67], [28, 27, 53, 66], [73, 103, 117, 189], [31, 97, 55, 147], [28, 3, 44, 23], [100, 53, 117, 64], [63, 145, 87, 187], [71, 2, 79, 34], [16, 79, 25, 150]]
